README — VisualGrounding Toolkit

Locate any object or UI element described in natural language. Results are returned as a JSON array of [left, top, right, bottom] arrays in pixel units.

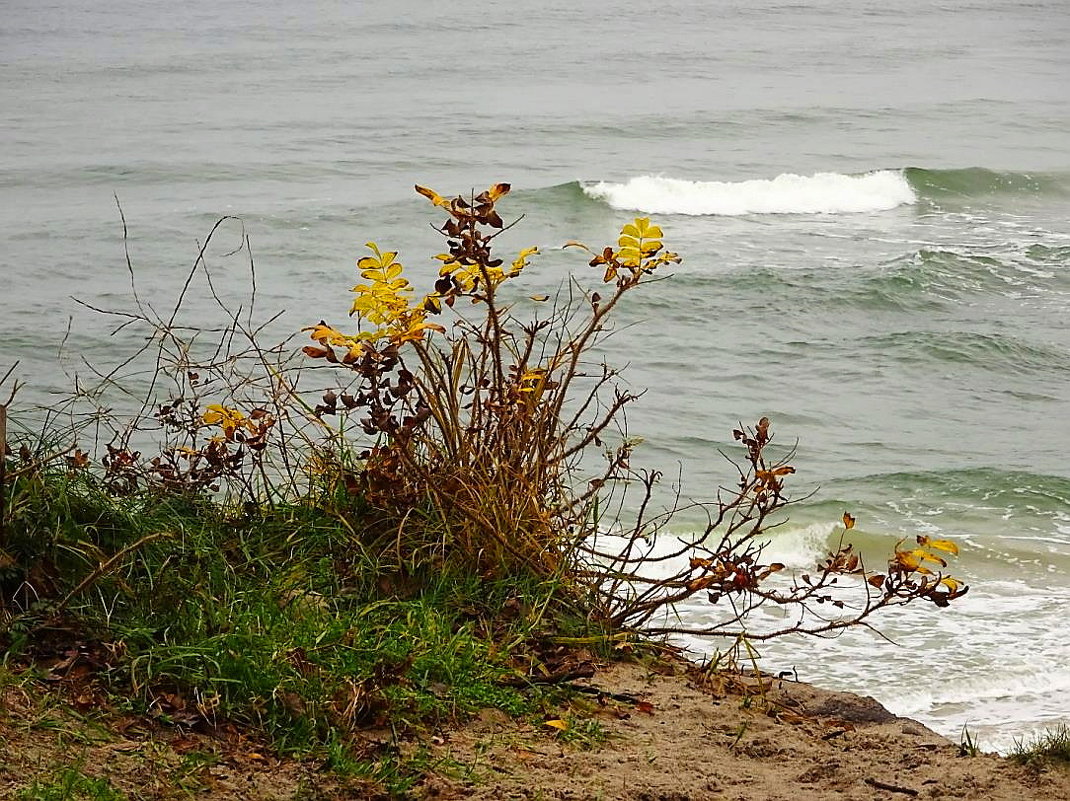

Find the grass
[[1, 462, 608, 797], [1011, 725, 1070, 771], [16, 764, 125, 801], [959, 724, 982, 757]]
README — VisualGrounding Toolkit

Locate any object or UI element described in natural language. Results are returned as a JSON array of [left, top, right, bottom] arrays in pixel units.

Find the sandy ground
[[416, 659, 1070, 801], [2, 658, 1067, 800]]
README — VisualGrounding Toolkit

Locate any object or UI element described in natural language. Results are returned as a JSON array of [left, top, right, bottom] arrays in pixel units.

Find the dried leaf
[[543, 719, 568, 731], [842, 512, 855, 530]]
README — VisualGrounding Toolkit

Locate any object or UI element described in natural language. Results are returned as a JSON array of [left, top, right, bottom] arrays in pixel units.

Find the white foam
[[762, 521, 841, 568], [583, 170, 917, 216]]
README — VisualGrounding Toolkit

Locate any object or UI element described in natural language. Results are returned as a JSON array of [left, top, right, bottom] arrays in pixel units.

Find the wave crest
[[582, 170, 917, 216]]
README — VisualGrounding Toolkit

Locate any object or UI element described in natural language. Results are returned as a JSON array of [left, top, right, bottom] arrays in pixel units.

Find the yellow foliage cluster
[[570, 216, 680, 287], [892, 534, 964, 593], [296, 182, 686, 577], [302, 243, 447, 363], [435, 245, 538, 297], [201, 404, 252, 440], [303, 184, 678, 369], [846, 510, 968, 606]]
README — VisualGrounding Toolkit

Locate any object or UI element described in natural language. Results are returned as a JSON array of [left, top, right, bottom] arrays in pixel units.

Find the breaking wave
[[581, 170, 917, 215]]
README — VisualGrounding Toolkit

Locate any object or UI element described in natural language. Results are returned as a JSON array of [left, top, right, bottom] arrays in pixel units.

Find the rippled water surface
[[3, 0, 1070, 752]]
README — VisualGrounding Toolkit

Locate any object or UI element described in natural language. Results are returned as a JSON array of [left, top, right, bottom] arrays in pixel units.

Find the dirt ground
[[2, 659, 1067, 800], [419, 659, 1070, 801]]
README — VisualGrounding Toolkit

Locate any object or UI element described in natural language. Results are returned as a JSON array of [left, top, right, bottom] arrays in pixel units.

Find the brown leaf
[[842, 512, 856, 530], [484, 182, 511, 201], [687, 576, 715, 592], [108, 741, 146, 753]]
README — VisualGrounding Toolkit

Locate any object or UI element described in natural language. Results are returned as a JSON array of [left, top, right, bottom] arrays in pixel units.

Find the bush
[[1, 182, 968, 658]]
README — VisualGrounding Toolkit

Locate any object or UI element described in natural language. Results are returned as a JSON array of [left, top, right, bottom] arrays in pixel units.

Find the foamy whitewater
[[583, 170, 917, 215], [4, 0, 1069, 755]]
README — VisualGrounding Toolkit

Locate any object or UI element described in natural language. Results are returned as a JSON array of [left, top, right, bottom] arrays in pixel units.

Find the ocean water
[[3, 0, 1069, 752]]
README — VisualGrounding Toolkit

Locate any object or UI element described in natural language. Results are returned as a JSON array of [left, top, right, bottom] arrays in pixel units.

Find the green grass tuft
[[16, 764, 125, 801], [1011, 725, 1070, 770]]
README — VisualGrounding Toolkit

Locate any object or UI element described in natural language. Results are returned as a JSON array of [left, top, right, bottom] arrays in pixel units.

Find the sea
[[2, 0, 1068, 753]]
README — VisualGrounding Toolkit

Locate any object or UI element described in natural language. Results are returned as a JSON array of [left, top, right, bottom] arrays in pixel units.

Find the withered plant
[[303, 183, 680, 577], [577, 417, 968, 640], [2, 185, 968, 652], [303, 183, 968, 637]]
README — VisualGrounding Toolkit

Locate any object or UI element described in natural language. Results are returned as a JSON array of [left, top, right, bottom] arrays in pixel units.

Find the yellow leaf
[[842, 512, 855, 530], [940, 576, 961, 592], [917, 536, 959, 555], [510, 246, 539, 275], [893, 550, 921, 571], [415, 184, 450, 207], [304, 322, 350, 346], [529, 294, 549, 302], [343, 343, 364, 363], [543, 719, 568, 731], [618, 234, 640, 250], [484, 182, 511, 201], [910, 548, 947, 567]]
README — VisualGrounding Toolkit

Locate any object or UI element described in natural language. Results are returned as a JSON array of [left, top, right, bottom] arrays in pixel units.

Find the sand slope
[[418, 660, 1069, 801]]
